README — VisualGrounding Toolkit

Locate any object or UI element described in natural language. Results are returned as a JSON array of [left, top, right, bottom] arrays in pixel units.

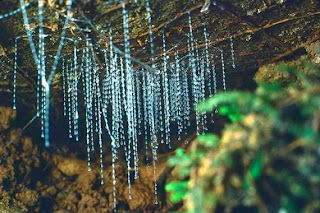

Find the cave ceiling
[[0, 0, 319, 113]]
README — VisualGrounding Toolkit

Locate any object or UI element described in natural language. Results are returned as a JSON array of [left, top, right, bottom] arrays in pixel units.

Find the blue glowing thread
[[13, 38, 18, 110], [73, 42, 79, 142], [66, 61, 73, 139], [85, 33, 92, 172], [0, 1, 32, 21], [62, 58, 67, 116], [230, 36, 236, 69]]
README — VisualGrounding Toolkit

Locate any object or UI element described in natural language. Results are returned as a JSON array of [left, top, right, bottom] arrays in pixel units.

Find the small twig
[[93, 3, 126, 22], [171, 11, 320, 56], [1, 54, 37, 90], [271, 31, 320, 62], [5, 114, 38, 148]]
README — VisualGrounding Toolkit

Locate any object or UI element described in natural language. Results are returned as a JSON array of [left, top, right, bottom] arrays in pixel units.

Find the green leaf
[[249, 152, 264, 180], [197, 134, 220, 148], [196, 92, 246, 113], [168, 148, 192, 168], [170, 191, 187, 203], [219, 105, 244, 122], [219, 105, 232, 115], [280, 196, 299, 213], [289, 182, 309, 198], [243, 176, 251, 191], [229, 113, 244, 122], [165, 181, 188, 192], [278, 64, 298, 74], [176, 148, 185, 157], [178, 167, 191, 177], [165, 181, 189, 203]]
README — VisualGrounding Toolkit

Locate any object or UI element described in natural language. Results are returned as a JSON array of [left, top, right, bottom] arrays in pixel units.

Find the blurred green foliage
[[166, 61, 320, 212]]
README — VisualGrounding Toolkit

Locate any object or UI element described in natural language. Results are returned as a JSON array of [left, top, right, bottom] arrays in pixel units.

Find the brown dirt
[[0, 106, 170, 212]]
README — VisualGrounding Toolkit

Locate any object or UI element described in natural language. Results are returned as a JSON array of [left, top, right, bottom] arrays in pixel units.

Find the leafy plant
[[166, 61, 320, 212]]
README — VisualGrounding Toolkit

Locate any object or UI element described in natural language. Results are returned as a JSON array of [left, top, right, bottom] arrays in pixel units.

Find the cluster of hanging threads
[[6, 0, 239, 210], [18, 0, 73, 147]]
